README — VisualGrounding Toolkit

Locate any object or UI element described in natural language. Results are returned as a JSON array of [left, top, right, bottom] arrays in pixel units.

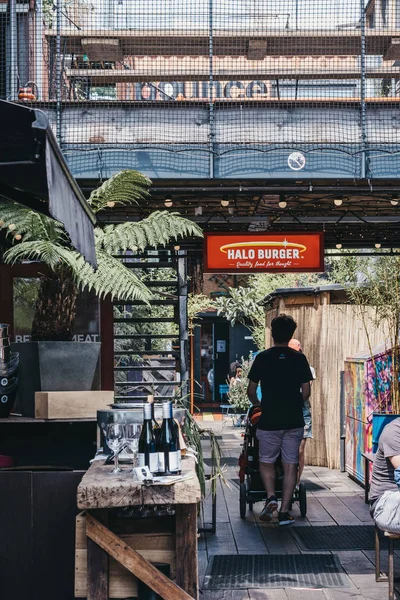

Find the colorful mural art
[[345, 343, 400, 485], [344, 358, 371, 484]]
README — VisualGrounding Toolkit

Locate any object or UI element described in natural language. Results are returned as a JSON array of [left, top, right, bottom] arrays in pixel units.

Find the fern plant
[[0, 170, 202, 341]]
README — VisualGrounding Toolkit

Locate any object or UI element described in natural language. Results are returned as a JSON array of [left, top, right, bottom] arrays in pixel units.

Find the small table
[[361, 451, 376, 504], [77, 456, 201, 600]]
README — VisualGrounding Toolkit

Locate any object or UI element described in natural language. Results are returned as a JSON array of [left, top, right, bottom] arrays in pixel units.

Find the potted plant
[[0, 170, 202, 415]]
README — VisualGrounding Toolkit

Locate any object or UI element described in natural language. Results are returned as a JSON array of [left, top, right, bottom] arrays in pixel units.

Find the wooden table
[[77, 456, 201, 600], [361, 451, 376, 504]]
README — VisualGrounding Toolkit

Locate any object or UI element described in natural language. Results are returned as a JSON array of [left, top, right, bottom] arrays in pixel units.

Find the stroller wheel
[[240, 483, 247, 519], [299, 481, 307, 517]]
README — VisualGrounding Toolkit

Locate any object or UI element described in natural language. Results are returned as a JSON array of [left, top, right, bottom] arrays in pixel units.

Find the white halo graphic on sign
[[288, 152, 306, 171]]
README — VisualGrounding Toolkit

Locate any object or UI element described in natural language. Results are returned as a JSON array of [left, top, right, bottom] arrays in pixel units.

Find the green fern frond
[[88, 170, 152, 214], [97, 211, 203, 254], [4, 240, 79, 270], [4, 241, 152, 303], [0, 200, 65, 243], [73, 251, 152, 302]]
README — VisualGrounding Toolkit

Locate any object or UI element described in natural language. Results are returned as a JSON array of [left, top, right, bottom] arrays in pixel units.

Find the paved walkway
[[199, 421, 400, 600]]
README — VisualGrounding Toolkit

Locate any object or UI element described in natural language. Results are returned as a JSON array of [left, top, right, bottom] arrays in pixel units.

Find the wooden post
[[87, 510, 109, 600], [178, 253, 189, 401], [175, 504, 198, 599], [190, 334, 194, 414], [100, 297, 114, 390]]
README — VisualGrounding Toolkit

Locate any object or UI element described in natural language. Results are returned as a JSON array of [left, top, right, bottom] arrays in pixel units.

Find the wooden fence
[[265, 291, 384, 469]]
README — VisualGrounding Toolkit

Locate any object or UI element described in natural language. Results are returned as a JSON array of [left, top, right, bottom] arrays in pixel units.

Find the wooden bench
[[374, 524, 400, 600]]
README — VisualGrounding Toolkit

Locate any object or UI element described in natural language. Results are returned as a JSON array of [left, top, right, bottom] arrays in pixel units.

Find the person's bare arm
[[301, 382, 311, 403], [247, 381, 261, 407], [389, 455, 400, 469]]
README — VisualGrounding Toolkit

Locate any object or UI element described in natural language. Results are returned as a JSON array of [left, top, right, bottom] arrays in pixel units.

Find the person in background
[[229, 361, 242, 386], [247, 315, 313, 526], [288, 339, 316, 485], [207, 367, 214, 400], [370, 417, 400, 533]]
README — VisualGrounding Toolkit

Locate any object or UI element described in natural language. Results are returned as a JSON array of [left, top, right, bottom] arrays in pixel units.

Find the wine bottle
[[138, 403, 158, 474], [157, 401, 181, 475], [147, 394, 160, 437]]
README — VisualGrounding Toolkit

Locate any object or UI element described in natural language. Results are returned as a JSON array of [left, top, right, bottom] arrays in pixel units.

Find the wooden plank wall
[[265, 302, 384, 469]]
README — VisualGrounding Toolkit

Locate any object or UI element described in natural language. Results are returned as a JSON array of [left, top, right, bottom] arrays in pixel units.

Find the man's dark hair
[[271, 314, 297, 344]]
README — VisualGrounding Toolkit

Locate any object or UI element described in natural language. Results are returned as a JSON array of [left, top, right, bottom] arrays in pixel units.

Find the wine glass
[[125, 423, 141, 470], [106, 423, 125, 474]]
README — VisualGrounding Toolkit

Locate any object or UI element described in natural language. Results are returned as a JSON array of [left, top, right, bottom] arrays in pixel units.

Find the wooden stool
[[375, 524, 400, 600]]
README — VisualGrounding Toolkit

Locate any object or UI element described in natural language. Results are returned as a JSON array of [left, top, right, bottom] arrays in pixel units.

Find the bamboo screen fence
[[265, 295, 384, 469]]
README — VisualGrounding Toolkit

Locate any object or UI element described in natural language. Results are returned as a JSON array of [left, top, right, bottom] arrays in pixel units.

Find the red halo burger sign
[[204, 232, 324, 273]]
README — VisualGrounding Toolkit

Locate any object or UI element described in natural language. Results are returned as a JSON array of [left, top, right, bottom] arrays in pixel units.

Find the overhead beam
[[45, 28, 400, 57], [65, 65, 400, 82], [101, 215, 400, 224]]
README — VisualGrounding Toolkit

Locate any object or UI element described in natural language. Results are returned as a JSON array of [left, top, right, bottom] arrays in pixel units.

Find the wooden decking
[[199, 424, 400, 600]]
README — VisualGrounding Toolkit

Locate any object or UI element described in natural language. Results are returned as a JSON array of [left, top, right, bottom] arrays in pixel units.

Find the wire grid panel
[[2, 0, 400, 177]]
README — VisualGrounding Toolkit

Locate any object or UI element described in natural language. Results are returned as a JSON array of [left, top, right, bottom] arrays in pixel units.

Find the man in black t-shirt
[[247, 314, 312, 526]]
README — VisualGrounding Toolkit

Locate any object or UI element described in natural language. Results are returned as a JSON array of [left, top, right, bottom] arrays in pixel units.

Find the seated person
[[370, 417, 400, 533]]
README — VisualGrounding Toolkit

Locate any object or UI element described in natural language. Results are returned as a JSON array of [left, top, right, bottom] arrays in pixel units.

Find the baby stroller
[[238, 405, 307, 519]]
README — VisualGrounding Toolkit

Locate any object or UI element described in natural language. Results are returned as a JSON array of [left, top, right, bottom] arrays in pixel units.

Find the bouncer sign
[[204, 232, 324, 273]]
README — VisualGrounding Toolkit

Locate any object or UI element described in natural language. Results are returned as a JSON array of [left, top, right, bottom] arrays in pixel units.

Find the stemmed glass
[[106, 423, 125, 474], [125, 423, 141, 470]]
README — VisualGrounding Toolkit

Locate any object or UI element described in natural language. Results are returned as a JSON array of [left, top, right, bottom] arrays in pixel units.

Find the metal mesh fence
[[2, 0, 400, 179]]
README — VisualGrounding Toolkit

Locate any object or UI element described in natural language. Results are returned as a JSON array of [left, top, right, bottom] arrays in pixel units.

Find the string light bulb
[[106, 201, 115, 208], [8, 224, 16, 231], [391, 197, 399, 206], [334, 198, 343, 207], [14, 234, 22, 241], [336, 243, 342, 249], [174, 245, 180, 251], [278, 200, 287, 209], [375, 242, 381, 249], [221, 198, 229, 207], [164, 198, 173, 208]]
